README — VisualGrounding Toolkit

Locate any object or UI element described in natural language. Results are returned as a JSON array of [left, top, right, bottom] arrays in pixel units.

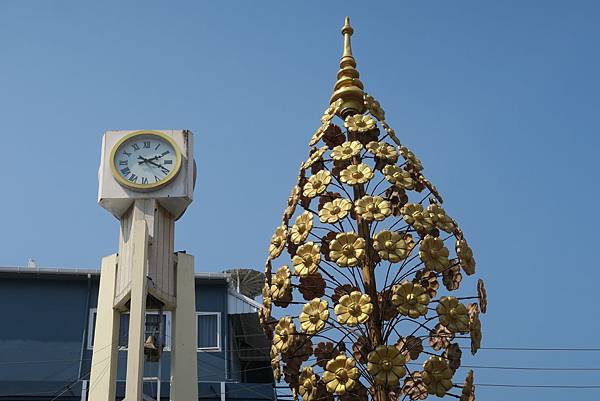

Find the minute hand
[[138, 156, 169, 173]]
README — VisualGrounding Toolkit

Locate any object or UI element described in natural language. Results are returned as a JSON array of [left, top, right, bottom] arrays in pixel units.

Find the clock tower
[[90, 129, 198, 401]]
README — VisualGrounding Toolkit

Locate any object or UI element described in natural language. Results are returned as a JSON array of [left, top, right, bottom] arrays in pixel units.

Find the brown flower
[[384, 186, 408, 216], [339, 381, 368, 401], [314, 341, 340, 368], [283, 360, 300, 387], [352, 335, 369, 364], [460, 370, 475, 401], [379, 289, 398, 321], [285, 335, 314, 362], [443, 343, 462, 372], [401, 371, 428, 401], [442, 263, 462, 291], [477, 279, 488, 314], [323, 124, 346, 148], [321, 231, 338, 262], [413, 269, 439, 298], [429, 323, 454, 351], [395, 336, 423, 361], [299, 273, 326, 301], [469, 303, 482, 355], [332, 284, 360, 304]]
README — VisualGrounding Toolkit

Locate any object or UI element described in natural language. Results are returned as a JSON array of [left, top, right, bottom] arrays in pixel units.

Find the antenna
[[223, 268, 265, 299]]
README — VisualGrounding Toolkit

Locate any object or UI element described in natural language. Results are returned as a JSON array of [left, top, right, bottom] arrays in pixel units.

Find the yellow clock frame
[[110, 130, 183, 191]]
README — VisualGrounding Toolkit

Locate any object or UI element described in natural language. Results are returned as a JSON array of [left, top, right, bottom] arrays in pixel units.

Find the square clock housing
[[98, 129, 195, 219]]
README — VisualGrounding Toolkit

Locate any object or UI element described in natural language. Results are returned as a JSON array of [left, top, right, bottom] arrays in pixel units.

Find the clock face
[[110, 131, 182, 191]]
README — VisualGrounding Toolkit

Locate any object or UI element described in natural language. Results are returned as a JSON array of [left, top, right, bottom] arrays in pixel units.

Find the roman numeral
[[164, 160, 173, 165], [154, 175, 161, 182], [132, 143, 140, 151], [141, 177, 149, 184], [161, 150, 170, 156], [128, 174, 138, 183], [143, 141, 151, 148], [154, 144, 161, 150], [119, 160, 128, 166], [123, 151, 132, 157], [120, 167, 131, 176]]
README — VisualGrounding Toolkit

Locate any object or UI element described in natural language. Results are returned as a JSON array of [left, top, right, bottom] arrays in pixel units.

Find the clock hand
[[137, 155, 163, 165], [138, 156, 170, 174]]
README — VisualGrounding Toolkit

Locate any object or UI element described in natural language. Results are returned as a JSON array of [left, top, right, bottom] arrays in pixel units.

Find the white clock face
[[112, 132, 180, 190]]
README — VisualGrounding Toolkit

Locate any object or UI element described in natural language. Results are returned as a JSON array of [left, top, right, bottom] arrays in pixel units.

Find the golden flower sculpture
[[436, 296, 470, 333], [373, 231, 415, 262], [262, 18, 483, 401], [355, 196, 391, 222], [329, 232, 366, 267], [299, 366, 319, 401], [331, 141, 363, 161], [382, 165, 415, 190], [340, 163, 374, 185], [292, 242, 321, 277], [304, 170, 332, 198], [422, 356, 453, 397], [291, 211, 314, 245], [300, 298, 329, 334], [391, 281, 430, 318], [345, 114, 376, 133], [366, 141, 398, 162], [460, 370, 475, 401], [334, 291, 373, 326], [273, 317, 296, 353], [319, 198, 352, 224], [419, 235, 451, 272], [323, 355, 359, 394], [269, 225, 287, 259], [367, 345, 407, 386]]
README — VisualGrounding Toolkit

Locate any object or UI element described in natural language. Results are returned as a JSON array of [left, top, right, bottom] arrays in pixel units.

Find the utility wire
[[476, 383, 600, 389]]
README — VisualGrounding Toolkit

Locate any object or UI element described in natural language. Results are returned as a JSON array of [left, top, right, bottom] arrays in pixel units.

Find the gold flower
[[262, 282, 272, 309], [329, 232, 366, 267], [300, 298, 329, 334], [284, 185, 300, 222], [436, 296, 470, 333], [344, 114, 376, 133], [355, 196, 391, 222], [303, 146, 329, 169], [382, 165, 415, 190], [271, 354, 281, 382], [456, 239, 476, 275], [366, 141, 398, 162], [373, 231, 415, 263], [334, 291, 373, 326], [269, 225, 288, 259], [309, 123, 330, 147], [469, 303, 482, 355], [271, 265, 292, 301], [303, 170, 332, 198], [291, 211, 314, 245], [299, 366, 318, 401], [477, 279, 487, 314], [391, 281, 430, 318], [443, 343, 462, 372], [273, 317, 296, 353], [460, 370, 475, 401], [422, 356, 453, 397], [323, 355, 359, 394], [364, 94, 385, 121], [292, 242, 321, 277], [427, 204, 456, 233], [419, 235, 450, 272], [401, 204, 435, 233], [399, 146, 423, 172], [319, 198, 352, 224], [321, 100, 342, 124], [331, 141, 363, 161], [340, 163, 374, 185], [367, 345, 407, 386]]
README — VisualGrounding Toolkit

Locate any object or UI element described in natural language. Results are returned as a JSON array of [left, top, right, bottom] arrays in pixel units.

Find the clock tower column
[[89, 129, 198, 401]]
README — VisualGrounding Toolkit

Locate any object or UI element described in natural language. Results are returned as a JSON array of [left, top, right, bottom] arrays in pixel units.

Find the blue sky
[[1, 1, 599, 399]]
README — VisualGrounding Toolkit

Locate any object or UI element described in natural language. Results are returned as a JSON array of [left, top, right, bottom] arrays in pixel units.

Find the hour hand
[[138, 156, 169, 174]]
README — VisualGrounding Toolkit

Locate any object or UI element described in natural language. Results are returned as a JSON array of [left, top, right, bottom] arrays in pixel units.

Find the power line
[[479, 346, 600, 351], [476, 383, 600, 389]]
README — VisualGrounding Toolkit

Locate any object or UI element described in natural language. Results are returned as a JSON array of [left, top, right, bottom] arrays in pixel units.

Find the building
[[0, 266, 274, 401]]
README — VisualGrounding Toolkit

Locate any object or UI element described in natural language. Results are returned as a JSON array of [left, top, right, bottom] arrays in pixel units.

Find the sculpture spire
[[330, 16, 365, 117]]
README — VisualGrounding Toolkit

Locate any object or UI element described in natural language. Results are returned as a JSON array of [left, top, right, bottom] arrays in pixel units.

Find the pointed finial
[[330, 16, 365, 117]]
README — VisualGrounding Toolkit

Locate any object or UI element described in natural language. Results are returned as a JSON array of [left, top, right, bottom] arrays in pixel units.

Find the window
[[88, 309, 171, 351], [196, 312, 221, 351]]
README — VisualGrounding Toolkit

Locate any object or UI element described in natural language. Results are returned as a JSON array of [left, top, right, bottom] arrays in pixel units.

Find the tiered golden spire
[[330, 16, 366, 118]]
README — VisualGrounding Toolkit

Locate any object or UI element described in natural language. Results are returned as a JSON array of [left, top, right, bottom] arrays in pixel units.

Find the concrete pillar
[[124, 219, 149, 401], [88, 254, 120, 401], [170, 252, 198, 401]]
